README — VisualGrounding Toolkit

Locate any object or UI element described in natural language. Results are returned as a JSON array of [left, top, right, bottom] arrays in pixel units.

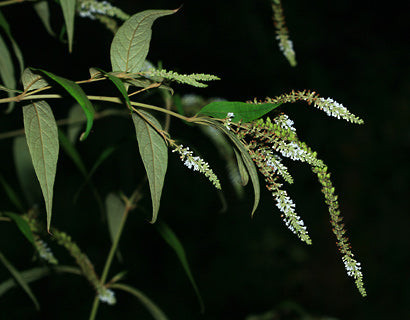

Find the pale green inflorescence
[[35, 239, 58, 264], [78, 0, 130, 21], [143, 69, 220, 88], [172, 144, 221, 189]]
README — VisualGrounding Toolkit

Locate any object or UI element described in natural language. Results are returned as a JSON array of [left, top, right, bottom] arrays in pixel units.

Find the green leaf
[[204, 119, 260, 216], [156, 221, 204, 313], [0, 10, 24, 74], [110, 9, 178, 73], [94, 68, 132, 110], [0, 174, 25, 212], [21, 68, 49, 92], [132, 110, 167, 223], [4, 212, 35, 245], [0, 84, 21, 93], [0, 251, 40, 310], [66, 103, 86, 144], [74, 146, 116, 201], [13, 136, 42, 205], [105, 193, 126, 244], [109, 283, 169, 320], [23, 100, 59, 232], [58, 129, 87, 176], [31, 68, 95, 141], [33, 1, 56, 37], [233, 148, 249, 186], [0, 33, 16, 111], [0, 266, 81, 296], [198, 101, 282, 123], [60, 0, 76, 52]]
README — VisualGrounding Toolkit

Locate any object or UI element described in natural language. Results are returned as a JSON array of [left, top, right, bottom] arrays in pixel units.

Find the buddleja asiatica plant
[[0, 2, 366, 318]]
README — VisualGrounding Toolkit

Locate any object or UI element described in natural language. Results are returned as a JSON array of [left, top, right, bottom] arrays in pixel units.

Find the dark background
[[0, 0, 409, 319]]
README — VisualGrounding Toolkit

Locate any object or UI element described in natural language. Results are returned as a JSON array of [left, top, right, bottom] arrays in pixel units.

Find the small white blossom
[[172, 144, 221, 189], [79, 0, 114, 20], [98, 288, 116, 305], [342, 256, 363, 278], [224, 112, 235, 130], [274, 114, 296, 132], [273, 190, 310, 243]]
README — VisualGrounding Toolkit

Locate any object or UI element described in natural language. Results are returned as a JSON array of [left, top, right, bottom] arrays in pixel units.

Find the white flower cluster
[[172, 144, 221, 189], [273, 190, 310, 243], [224, 112, 235, 130], [274, 114, 296, 132], [277, 36, 295, 56], [276, 140, 307, 161], [79, 0, 113, 20], [36, 239, 58, 264], [316, 97, 349, 119], [262, 149, 293, 184], [98, 288, 116, 305], [342, 255, 363, 278]]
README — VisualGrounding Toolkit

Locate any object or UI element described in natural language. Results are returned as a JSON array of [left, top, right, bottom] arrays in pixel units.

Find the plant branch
[[0, 109, 127, 140]]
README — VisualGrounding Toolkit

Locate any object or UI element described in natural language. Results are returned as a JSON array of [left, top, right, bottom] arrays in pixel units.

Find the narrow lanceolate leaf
[[233, 148, 249, 186], [0, 10, 24, 74], [59, 0, 76, 52], [66, 104, 86, 144], [4, 212, 35, 245], [198, 101, 282, 123], [21, 68, 49, 92], [110, 9, 178, 73], [0, 174, 25, 212], [109, 283, 169, 320], [94, 68, 132, 110], [132, 110, 167, 223], [33, 1, 56, 37], [205, 119, 260, 216], [0, 251, 40, 310], [23, 100, 59, 231], [31, 68, 95, 141], [0, 266, 81, 296], [156, 221, 204, 313], [105, 193, 126, 244], [0, 33, 16, 111]]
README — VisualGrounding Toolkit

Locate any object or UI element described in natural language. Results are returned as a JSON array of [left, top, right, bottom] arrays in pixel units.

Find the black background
[[0, 0, 409, 319]]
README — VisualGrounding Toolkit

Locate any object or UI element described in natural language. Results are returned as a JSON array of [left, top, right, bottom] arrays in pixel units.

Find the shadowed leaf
[[23, 100, 59, 231], [156, 221, 204, 313], [4, 212, 35, 245], [110, 9, 178, 73], [198, 101, 282, 123], [204, 119, 260, 216], [0, 266, 81, 296], [0, 251, 40, 310], [66, 104, 86, 143], [105, 193, 126, 245], [0, 175, 25, 212], [110, 283, 169, 320], [0, 33, 16, 112], [132, 110, 167, 223], [0, 10, 24, 74]]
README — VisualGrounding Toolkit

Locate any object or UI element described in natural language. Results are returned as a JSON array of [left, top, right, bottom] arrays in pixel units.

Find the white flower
[[224, 112, 235, 130], [98, 288, 116, 305], [172, 144, 221, 189]]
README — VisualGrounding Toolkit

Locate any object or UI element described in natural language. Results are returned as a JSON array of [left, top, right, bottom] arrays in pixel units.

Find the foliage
[[0, 0, 367, 318]]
